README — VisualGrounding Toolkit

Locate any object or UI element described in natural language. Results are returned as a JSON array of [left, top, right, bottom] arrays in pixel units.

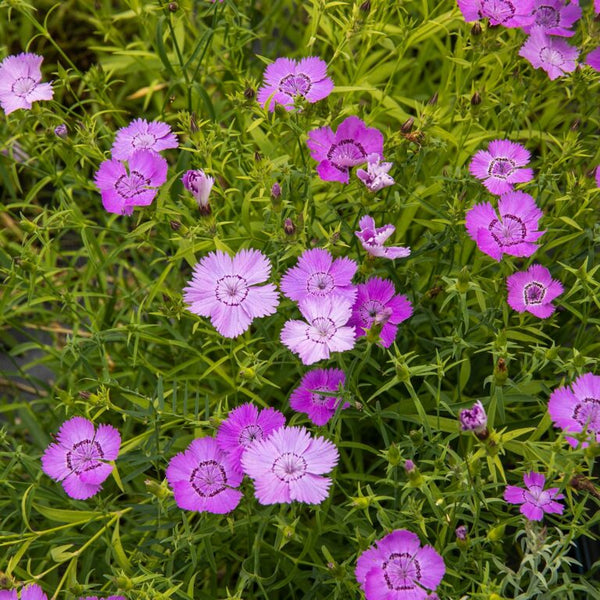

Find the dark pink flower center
[[480, 0, 515, 22], [358, 299, 385, 324], [488, 213, 527, 247], [524, 485, 552, 507], [307, 316, 337, 344], [115, 170, 151, 199], [11, 76, 36, 98], [539, 46, 565, 67], [327, 139, 367, 172], [279, 73, 312, 96], [382, 552, 422, 591], [535, 5, 560, 27], [311, 388, 333, 407], [66, 439, 104, 474], [272, 452, 307, 482], [238, 423, 263, 446], [190, 460, 227, 497], [488, 157, 516, 179], [306, 271, 335, 295], [215, 274, 249, 306], [132, 132, 157, 149], [573, 397, 600, 431], [523, 281, 546, 305]]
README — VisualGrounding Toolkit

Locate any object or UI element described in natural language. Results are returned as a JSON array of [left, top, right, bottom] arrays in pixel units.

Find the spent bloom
[[111, 118, 178, 160], [257, 57, 333, 111], [519, 30, 579, 80], [241, 426, 339, 504], [355, 215, 411, 260], [216, 403, 286, 473], [182, 169, 214, 214], [457, 0, 534, 27], [183, 249, 279, 338], [54, 123, 68, 139], [356, 154, 395, 192], [548, 373, 600, 447], [166, 437, 242, 514], [307, 116, 384, 184], [520, 0, 582, 37], [504, 472, 564, 521], [94, 149, 168, 216], [459, 401, 488, 437], [356, 529, 446, 600], [289, 368, 349, 426], [0, 53, 53, 115], [41, 417, 121, 500], [469, 139, 534, 195], [465, 191, 544, 261], [0, 586, 48, 600], [506, 263, 563, 318]]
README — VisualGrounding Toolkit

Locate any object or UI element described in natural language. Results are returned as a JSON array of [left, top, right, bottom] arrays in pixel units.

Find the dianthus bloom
[[41, 417, 121, 500], [289, 368, 349, 426], [0, 53, 53, 115], [94, 149, 168, 216], [355, 215, 411, 260], [548, 373, 600, 447], [520, 0, 581, 36], [111, 118, 178, 160], [166, 437, 242, 514], [587, 47, 600, 72], [216, 403, 286, 473], [257, 57, 333, 111], [280, 248, 357, 304], [349, 277, 412, 348], [183, 249, 279, 338], [182, 169, 214, 214], [504, 472, 564, 521], [356, 154, 395, 192], [456, 0, 534, 27], [307, 116, 384, 184], [79, 597, 126, 600], [469, 140, 534, 195], [596, 166, 600, 188], [506, 263, 563, 318], [280, 297, 356, 365], [0, 586, 48, 600], [241, 426, 338, 504], [519, 30, 579, 80], [356, 529, 446, 600], [465, 191, 544, 261], [459, 400, 488, 437]]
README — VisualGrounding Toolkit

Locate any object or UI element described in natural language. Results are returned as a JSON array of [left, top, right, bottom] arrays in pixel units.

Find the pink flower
[[504, 472, 564, 521], [459, 401, 488, 434], [506, 264, 563, 318], [587, 47, 600, 72], [0, 53, 53, 115], [111, 118, 178, 161], [355, 215, 411, 260], [520, 0, 581, 37], [519, 30, 579, 80], [596, 0, 600, 13], [457, 0, 535, 27], [79, 597, 126, 600], [356, 154, 395, 192], [182, 169, 214, 213], [596, 165, 600, 188], [0, 586, 48, 600], [241, 426, 338, 504]]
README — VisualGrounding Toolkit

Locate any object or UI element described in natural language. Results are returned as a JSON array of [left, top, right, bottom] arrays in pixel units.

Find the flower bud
[[401, 117, 414, 134], [493, 357, 508, 386], [284, 218, 295, 236], [54, 123, 68, 138], [405, 459, 424, 486], [244, 86, 255, 99], [471, 22, 483, 35], [168, 2, 178, 11], [471, 92, 482, 105], [456, 266, 470, 292], [271, 182, 281, 198], [145, 478, 170, 499], [455, 525, 469, 549], [182, 169, 214, 215]]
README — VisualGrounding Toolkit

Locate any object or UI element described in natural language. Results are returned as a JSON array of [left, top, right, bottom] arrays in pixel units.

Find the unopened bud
[[115, 575, 134, 591], [471, 92, 482, 105], [145, 479, 170, 499], [456, 266, 470, 293], [428, 92, 438, 105], [271, 182, 281, 198], [238, 367, 256, 380], [284, 218, 295, 236], [168, 1, 178, 11], [244, 86, 255, 99], [170, 220, 181, 231], [487, 523, 505, 542], [78, 390, 91, 400], [360, 0, 371, 11], [493, 357, 508, 386], [401, 117, 414, 134], [471, 22, 482, 35], [54, 124, 68, 138]]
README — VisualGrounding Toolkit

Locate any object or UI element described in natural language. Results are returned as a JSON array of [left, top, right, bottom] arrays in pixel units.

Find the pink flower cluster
[[0, 583, 124, 600]]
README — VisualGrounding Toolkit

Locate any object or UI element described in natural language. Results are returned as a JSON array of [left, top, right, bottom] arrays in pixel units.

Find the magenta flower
[[349, 277, 412, 348], [469, 140, 534, 195], [356, 154, 395, 192], [519, 30, 579, 80], [456, 0, 534, 27], [280, 248, 357, 304], [280, 297, 356, 365], [79, 597, 126, 600], [0, 53, 53, 116], [241, 426, 338, 504], [289, 368, 349, 426], [41, 417, 120, 500], [465, 191, 544, 261], [459, 401, 488, 434], [307, 116, 384, 184], [216, 403, 286, 473], [183, 249, 279, 338], [166, 437, 242, 514], [504, 472, 564, 521], [355, 215, 411, 260], [548, 373, 600, 447], [182, 169, 214, 213], [94, 149, 168, 216], [586, 47, 600, 72], [506, 264, 563, 318], [111, 118, 178, 160], [596, 0, 600, 12], [257, 57, 333, 111], [356, 529, 446, 600], [596, 166, 600, 188], [0, 586, 48, 600], [521, 0, 581, 36]]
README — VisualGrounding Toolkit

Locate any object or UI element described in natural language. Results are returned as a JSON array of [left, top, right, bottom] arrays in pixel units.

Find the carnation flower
[[306, 116, 384, 184], [183, 249, 279, 338], [111, 118, 178, 160], [257, 57, 333, 111], [355, 215, 411, 259], [519, 30, 579, 80], [465, 191, 544, 261], [182, 169, 214, 214], [469, 139, 534, 195], [0, 586, 48, 600], [289, 368, 349, 426], [356, 154, 395, 192], [280, 248, 357, 304], [586, 47, 600, 72], [356, 529, 446, 600], [506, 264, 563, 318], [79, 597, 126, 600], [520, 0, 581, 37], [596, 0, 600, 12], [166, 437, 242, 514], [241, 426, 339, 504], [94, 149, 168, 216], [548, 373, 600, 447], [504, 472, 564, 521], [41, 417, 121, 500], [216, 403, 286, 473], [459, 401, 488, 437], [0, 53, 53, 115], [596, 166, 600, 188], [456, 0, 535, 27]]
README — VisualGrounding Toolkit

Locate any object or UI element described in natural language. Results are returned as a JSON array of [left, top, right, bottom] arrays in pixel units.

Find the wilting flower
[[280, 248, 357, 304], [356, 154, 395, 192], [356, 529, 446, 600], [0, 586, 48, 600], [289, 368, 349, 426], [548, 373, 600, 447], [307, 116, 384, 184], [504, 472, 564, 521], [355, 215, 411, 259], [457, 0, 534, 27], [182, 169, 214, 213], [111, 118, 178, 160], [506, 263, 563, 318], [41, 417, 121, 500], [520, 0, 581, 36], [216, 403, 285, 473], [183, 249, 279, 338], [469, 139, 534, 195], [0, 53, 53, 115], [465, 191, 544, 261], [587, 47, 600, 72], [166, 437, 242, 514], [94, 149, 168, 216], [519, 30, 579, 80], [257, 57, 334, 111], [455, 525, 468, 541], [459, 401, 488, 437], [241, 426, 339, 504], [54, 124, 68, 139]]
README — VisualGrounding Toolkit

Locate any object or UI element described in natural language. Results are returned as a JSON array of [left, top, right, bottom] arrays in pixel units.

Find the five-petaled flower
[[506, 263, 563, 318], [111, 118, 178, 161], [504, 472, 564, 521], [457, 0, 535, 27], [519, 29, 579, 80], [355, 215, 411, 260], [520, 0, 581, 37], [0, 585, 48, 600]]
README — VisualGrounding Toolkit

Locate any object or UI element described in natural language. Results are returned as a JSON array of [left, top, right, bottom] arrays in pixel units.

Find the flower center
[[573, 397, 600, 432], [481, 0, 515, 22], [190, 460, 227, 497], [66, 439, 104, 474], [524, 485, 552, 507], [115, 170, 151, 199], [278, 73, 312, 96], [523, 281, 546, 305], [271, 452, 307, 482], [488, 157, 516, 179], [539, 46, 564, 67], [238, 424, 263, 446], [132, 133, 157, 149], [358, 299, 385, 324], [306, 271, 335, 296], [382, 552, 421, 591], [488, 214, 527, 247], [11, 76, 36, 98], [307, 316, 337, 344], [215, 275, 249, 306], [327, 139, 367, 172], [534, 5, 560, 27], [310, 388, 334, 407]]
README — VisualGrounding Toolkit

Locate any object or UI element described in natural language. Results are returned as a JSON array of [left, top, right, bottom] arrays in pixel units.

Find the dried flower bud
[[471, 92, 482, 106], [244, 86, 255, 99], [284, 218, 295, 235], [360, 0, 371, 11], [401, 117, 415, 134], [428, 92, 438, 105], [471, 22, 483, 35], [170, 220, 181, 231]]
